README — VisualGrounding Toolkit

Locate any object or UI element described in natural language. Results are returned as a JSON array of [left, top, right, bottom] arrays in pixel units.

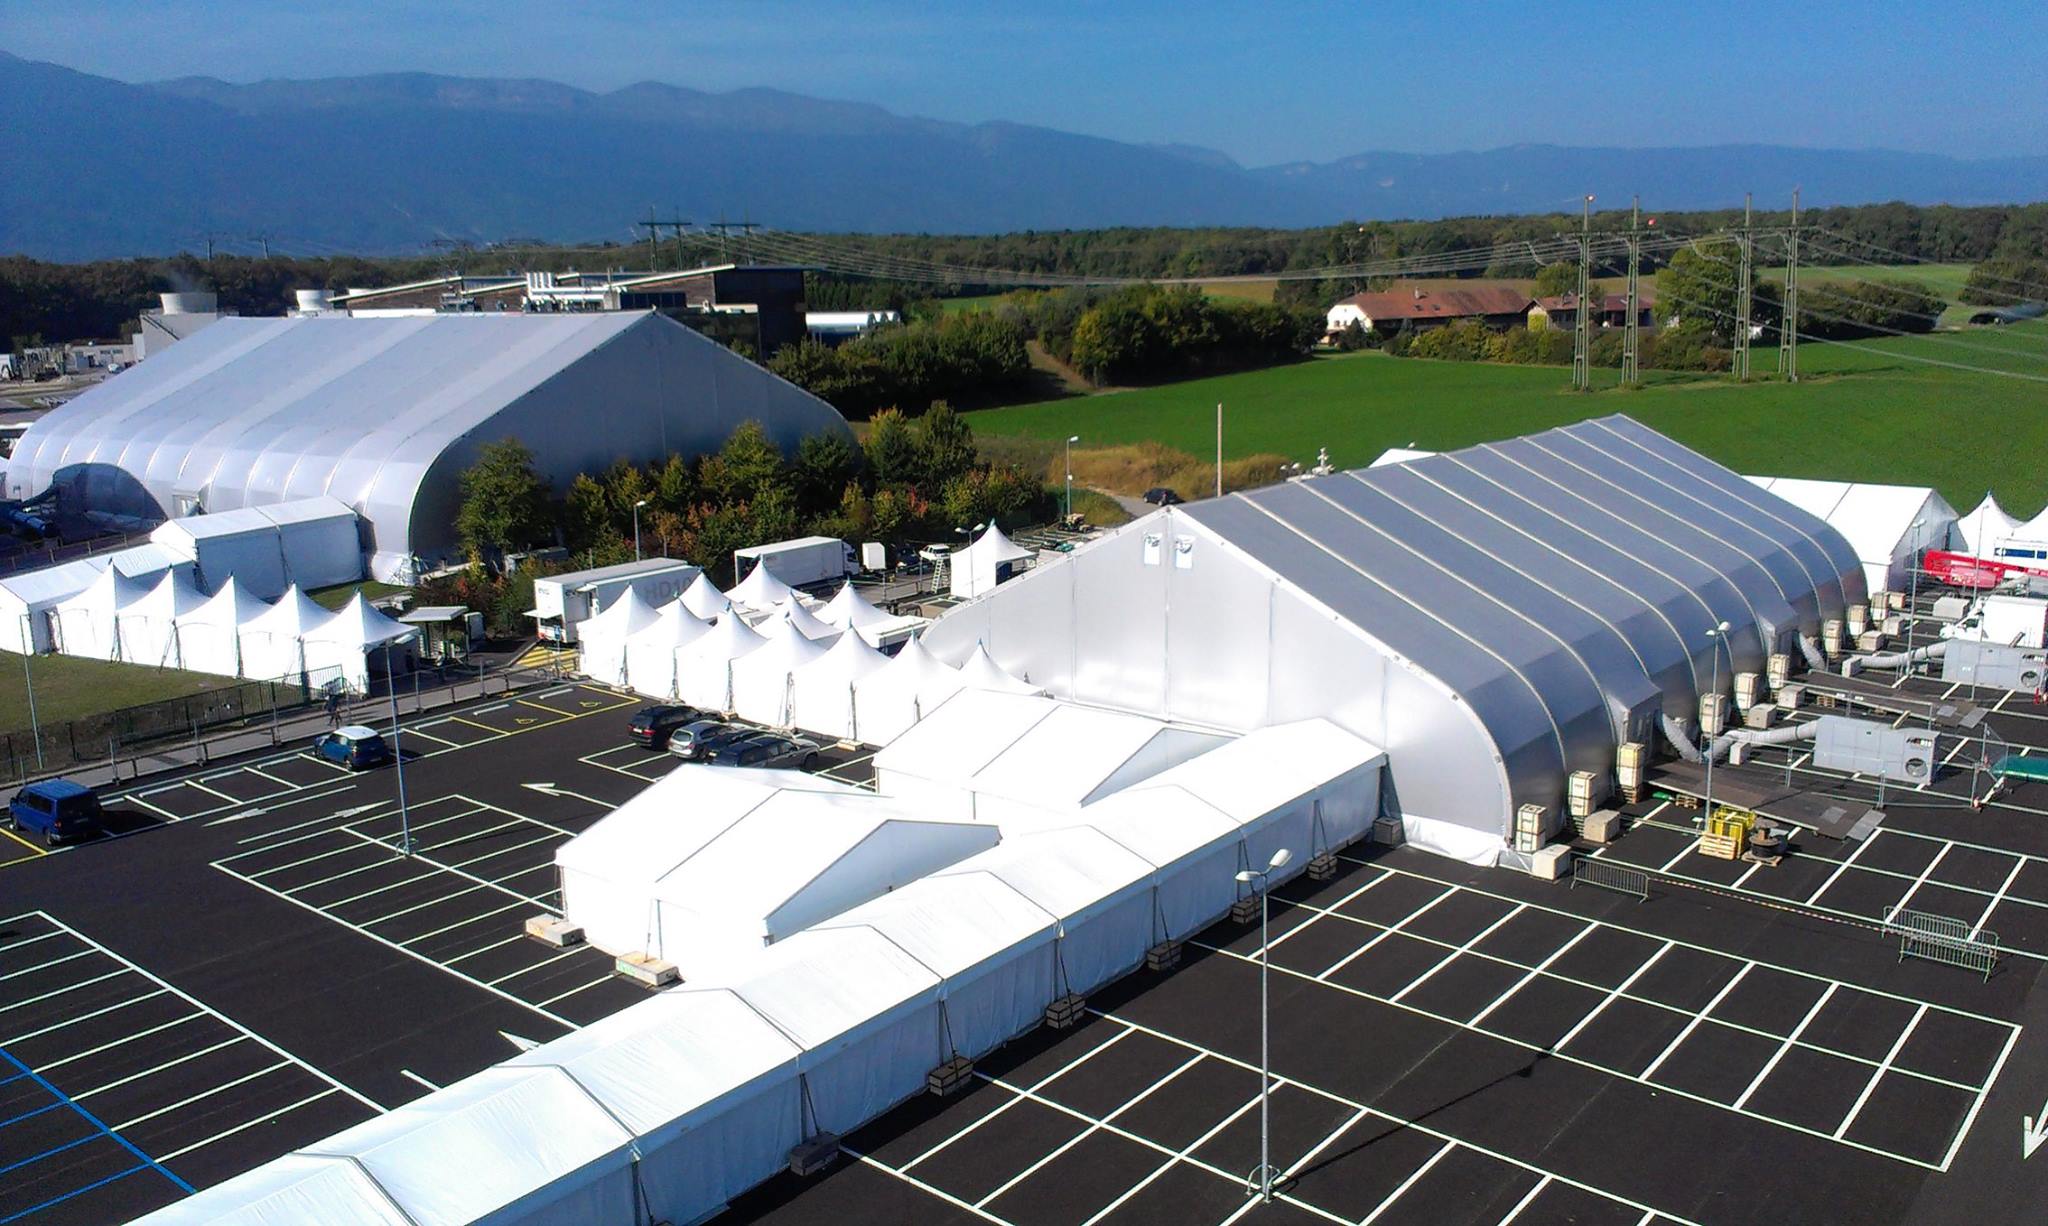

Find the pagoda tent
[[950, 523, 1034, 599], [238, 586, 338, 685], [848, 637, 965, 745], [577, 587, 659, 689], [731, 613, 830, 727], [789, 629, 890, 743], [115, 569, 208, 669], [675, 613, 768, 712], [302, 593, 418, 694], [680, 573, 733, 621], [728, 563, 795, 613], [172, 577, 270, 677], [958, 643, 1048, 697], [778, 596, 839, 643], [1959, 494, 2023, 558], [624, 602, 711, 700], [51, 566, 151, 661]]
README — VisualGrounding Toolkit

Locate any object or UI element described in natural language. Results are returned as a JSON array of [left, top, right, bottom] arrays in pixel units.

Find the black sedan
[[627, 704, 707, 749]]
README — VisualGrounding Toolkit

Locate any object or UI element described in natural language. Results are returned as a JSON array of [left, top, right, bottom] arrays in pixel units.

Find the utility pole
[[1215, 403, 1224, 498], [705, 220, 760, 265], [1573, 195, 1593, 391], [1622, 196, 1641, 387], [1734, 193, 1754, 380], [1780, 188, 1801, 382], [637, 215, 691, 272]]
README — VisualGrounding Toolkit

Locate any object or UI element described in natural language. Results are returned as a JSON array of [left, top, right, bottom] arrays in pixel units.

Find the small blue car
[[312, 725, 392, 771], [8, 779, 103, 846]]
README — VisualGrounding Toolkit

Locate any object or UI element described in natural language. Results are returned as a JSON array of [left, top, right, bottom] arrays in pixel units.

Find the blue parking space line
[[0, 1070, 29, 1089], [0, 1164, 149, 1225], [0, 1045, 193, 1196], [0, 1100, 65, 1131], [0, 1133, 98, 1179]]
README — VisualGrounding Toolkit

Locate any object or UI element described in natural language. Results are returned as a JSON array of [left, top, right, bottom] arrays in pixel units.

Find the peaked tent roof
[[242, 584, 335, 639], [54, 564, 151, 619], [626, 599, 711, 652], [958, 642, 1047, 696], [794, 624, 890, 688], [729, 562, 795, 611], [308, 593, 416, 649], [820, 582, 893, 632], [125, 568, 207, 622], [582, 584, 659, 640], [680, 572, 733, 620], [179, 575, 270, 627], [1959, 494, 2023, 556]]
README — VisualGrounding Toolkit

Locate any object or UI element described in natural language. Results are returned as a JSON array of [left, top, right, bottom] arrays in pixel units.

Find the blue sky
[[5, 1, 2040, 164]]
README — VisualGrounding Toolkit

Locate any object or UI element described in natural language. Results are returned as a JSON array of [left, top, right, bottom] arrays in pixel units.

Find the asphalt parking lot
[[0, 679, 858, 1224]]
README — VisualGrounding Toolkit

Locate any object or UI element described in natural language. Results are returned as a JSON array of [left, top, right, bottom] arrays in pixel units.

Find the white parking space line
[[2, 989, 168, 1045], [1641, 965, 1752, 1081], [1265, 871, 1390, 952], [1733, 984, 1838, 1111], [0, 947, 97, 980], [972, 1049, 1205, 1210], [1555, 944, 1673, 1052], [73, 1037, 247, 1100], [1389, 903, 1527, 1004], [0, 929, 61, 955], [1889, 843, 1954, 915], [1495, 1175, 1553, 1225], [1469, 923, 1597, 1027], [155, 1088, 340, 1164], [1358, 1139, 1456, 1226], [1805, 831, 1882, 905], [536, 975, 616, 1008], [904, 1026, 1136, 1171], [1835, 1005, 1925, 1140], [1317, 888, 1454, 980], [38, 1013, 206, 1072]]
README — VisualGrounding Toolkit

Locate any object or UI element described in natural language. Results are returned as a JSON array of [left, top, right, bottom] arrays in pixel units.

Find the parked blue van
[[8, 779, 103, 846]]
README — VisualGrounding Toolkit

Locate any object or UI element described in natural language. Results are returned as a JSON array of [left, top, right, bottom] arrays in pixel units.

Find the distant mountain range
[[5, 50, 2047, 261]]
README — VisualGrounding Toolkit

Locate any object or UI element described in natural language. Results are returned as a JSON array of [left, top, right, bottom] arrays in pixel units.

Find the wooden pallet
[[1697, 833, 1740, 861]]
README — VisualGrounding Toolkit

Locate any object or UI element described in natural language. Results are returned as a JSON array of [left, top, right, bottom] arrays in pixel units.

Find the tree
[[911, 401, 977, 491], [1655, 242, 1742, 343], [652, 453, 696, 512], [454, 438, 551, 567], [562, 473, 610, 551], [792, 431, 860, 516], [708, 420, 784, 505], [1532, 262, 1578, 299], [863, 408, 920, 488]]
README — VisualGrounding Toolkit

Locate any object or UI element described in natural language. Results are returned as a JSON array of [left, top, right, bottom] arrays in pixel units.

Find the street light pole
[[632, 499, 650, 562], [1064, 435, 1080, 521], [386, 637, 414, 855], [19, 615, 41, 769], [1235, 847, 1293, 1204], [1702, 621, 1731, 828]]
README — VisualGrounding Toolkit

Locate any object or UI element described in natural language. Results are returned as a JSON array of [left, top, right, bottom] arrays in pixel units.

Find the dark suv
[[628, 704, 707, 749], [707, 733, 824, 771], [667, 720, 762, 761]]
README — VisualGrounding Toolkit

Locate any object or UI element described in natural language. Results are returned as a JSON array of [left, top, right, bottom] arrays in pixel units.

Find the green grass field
[[966, 320, 2048, 515], [0, 652, 236, 737]]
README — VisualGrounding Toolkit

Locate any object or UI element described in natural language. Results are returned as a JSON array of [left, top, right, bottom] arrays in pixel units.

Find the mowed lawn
[[0, 652, 236, 738], [966, 320, 2048, 515]]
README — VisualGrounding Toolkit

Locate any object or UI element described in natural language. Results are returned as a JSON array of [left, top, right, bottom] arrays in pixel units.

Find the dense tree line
[[445, 405, 1050, 627], [1057, 286, 1321, 384], [765, 311, 1033, 417], [11, 199, 2048, 345], [1385, 320, 1730, 373]]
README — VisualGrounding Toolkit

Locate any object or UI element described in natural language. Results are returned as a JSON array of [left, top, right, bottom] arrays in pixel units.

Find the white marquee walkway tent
[[623, 601, 710, 700], [1746, 475, 1957, 592], [777, 595, 838, 642], [814, 873, 1058, 1068], [575, 586, 658, 689], [1959, 494, 2023, 558], [115, 569, 207, 669], [951, 523, 1035, 598], [731, 613, 831, 726], [680, 572, 732, 620], [675, 612, 767, 712], [820, 582, 890, 635], [729, 562, 795, 612], [172, 577, 270, 677], [873, 689, 1227, 827], [237, 586, 336, 684], [789, 629, 890, 742], [958, 642, 1046, 696], [502, 990, 801, 1226], [847, 636, 965, 745], [304, 593, 417, 693], [0, 559, 113, 652], [51, 566, 149, 661], [557, 766, 856, 957]]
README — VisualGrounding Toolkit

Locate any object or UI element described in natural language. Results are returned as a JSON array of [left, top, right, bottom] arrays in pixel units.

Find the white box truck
[[733, 536, 858, 589], [1940, 593, 2048, 649], [530, 557, 700, 644]]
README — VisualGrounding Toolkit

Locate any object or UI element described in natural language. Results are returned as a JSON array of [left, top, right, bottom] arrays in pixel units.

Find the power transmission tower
[[637, 214, 692, 271], [1622, 197, 1641, 387], [1734, 192, 1753, 380], [705, 220, 759, 265], [1779, 187, 1801, 382], [1573, 195, 1593, 391]]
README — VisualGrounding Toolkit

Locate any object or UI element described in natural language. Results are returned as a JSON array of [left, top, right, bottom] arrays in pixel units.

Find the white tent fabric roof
[[951, 523, 1035, 598], [933, 826, 1157, 931], [1746, 474, 1956, 590], [820, 582, 891, 632], [308, 592, 414, 650], [1959, 494, 2024, 557], [730, 613, 831, 724], [680, 572, 732, 620], [729, 562, 795, 611], [623, 600, 711, 699], [103, 542, 195, 580], [51, 565, 151, 659], [242, 584, 334, 640], [847, 636, 965, 744], [789, 629, 891, 742], [957, 642, 1046, 696], [133, 1153, 412, 1225], [814, 873, 1056, 982], [117, 569, 208, 669], [577, 586, 659, 688], [776, 596, 839, 642], [179, 574, 269, 628], [695, 925, 939, 1054], [555, 766, 861, 891], [675, 610, 768, 710]]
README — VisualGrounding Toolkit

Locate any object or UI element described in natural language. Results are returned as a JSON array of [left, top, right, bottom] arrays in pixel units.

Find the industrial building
[[5, 311, 849, 581], [925, 415, 1864, 862]]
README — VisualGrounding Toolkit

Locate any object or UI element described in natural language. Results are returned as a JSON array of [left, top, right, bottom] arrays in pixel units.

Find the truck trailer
[[530, 557, 701, 644], [733, 536, 858, 589], [1940, 593, 2048, 650]]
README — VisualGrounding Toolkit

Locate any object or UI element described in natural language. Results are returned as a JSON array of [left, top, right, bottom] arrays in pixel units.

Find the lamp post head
[[1067, 435, 1080, 444], [634, 499, 649, 509], [1268, 848, 1292, 871], [1235, 869, 1257, 883]]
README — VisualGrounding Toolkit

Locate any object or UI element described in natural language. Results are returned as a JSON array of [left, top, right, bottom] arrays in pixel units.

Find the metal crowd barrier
[[1882, 905, 2000, 981], [1572, 856, 1650, 902]]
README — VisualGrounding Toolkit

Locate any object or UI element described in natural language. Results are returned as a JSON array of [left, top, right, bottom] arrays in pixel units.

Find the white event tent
[[846, 636, 965, 745], [680, 572, 733, 620], [777, 595, 838, 642], [0, 558, 118, 652], [304, 593, 417, 692], [729, 612, 830, 726], [674, 612, 767, 712], [622, 601, 710, 700], [237, 585, 336, 685], [171, 577, 270, 677], [788, 629, 890, 742], [575, 586, 658, 689], [50, 565, 150, 661], [729, 562, 795, 612], [1746, 475, 1957, 592], [115, 569, 207, 669], [1959, 494, 2023, 558], [951, 523, 1035, 598], [958, 641, 1048, 696]]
